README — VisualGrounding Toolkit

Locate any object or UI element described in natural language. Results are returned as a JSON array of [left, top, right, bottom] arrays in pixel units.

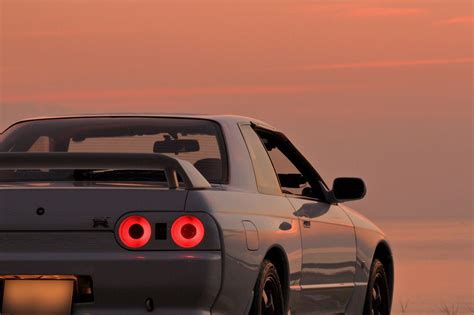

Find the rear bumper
[[0, 250, 222, 314]]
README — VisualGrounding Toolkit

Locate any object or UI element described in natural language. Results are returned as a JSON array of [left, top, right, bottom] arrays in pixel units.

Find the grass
[[399, 300, 409, 313], [440, 304, 459, 315]]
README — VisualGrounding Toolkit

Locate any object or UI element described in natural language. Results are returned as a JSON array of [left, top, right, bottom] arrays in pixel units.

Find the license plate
[[2, 280, 73, 315]]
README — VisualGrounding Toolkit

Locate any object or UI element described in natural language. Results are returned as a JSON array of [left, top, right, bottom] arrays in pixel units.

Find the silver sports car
[[0, 115, 393, 315]]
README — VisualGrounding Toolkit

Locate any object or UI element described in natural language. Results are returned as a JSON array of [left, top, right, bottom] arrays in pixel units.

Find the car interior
[[253, 127, 328, 201]]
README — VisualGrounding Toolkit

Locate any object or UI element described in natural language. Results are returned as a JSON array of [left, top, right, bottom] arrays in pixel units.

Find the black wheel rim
[[261, 274, 283, 315], [371, 272, 389, 315]]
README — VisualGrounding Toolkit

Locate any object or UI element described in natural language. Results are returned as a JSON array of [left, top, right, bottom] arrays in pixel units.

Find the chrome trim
[[354, 282, 368, 287], [301, 283, 355, 290]]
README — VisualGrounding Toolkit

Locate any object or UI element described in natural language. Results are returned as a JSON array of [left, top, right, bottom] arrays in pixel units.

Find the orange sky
[[0, 0, 472, 220]]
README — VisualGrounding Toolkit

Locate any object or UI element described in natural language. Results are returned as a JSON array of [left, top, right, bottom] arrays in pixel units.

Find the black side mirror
[[330, 177, 366, 203]]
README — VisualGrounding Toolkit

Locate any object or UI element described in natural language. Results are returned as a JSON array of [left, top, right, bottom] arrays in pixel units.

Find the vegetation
[[399, 300, 409, 313], [440, 304, 459, 315]]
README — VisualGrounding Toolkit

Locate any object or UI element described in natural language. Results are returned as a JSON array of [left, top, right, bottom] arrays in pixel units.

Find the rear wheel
[[363, 259, 391, 315], [250, 260, 285, 315]]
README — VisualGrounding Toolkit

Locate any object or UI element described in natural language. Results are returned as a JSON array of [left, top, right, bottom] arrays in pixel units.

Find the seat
[[193, 158, 223, 183]]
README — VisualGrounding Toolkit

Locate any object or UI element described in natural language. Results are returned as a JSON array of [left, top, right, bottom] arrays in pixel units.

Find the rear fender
[[185, 190, 302, 315]]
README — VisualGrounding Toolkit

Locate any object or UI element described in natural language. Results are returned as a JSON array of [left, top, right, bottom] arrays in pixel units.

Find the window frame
[[251, 123, 330, 202], [0, 116, 230, 185]]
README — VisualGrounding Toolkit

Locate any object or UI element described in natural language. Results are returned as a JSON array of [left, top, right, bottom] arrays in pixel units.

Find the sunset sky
[[0, 1, 473, 311], [0, 0, 472, 221]]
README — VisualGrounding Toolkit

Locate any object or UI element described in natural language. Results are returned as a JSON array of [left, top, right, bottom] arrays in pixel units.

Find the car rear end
[[0, 116, 227, 314]]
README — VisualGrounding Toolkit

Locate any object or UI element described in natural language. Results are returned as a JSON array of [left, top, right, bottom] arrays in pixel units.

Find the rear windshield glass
[[0, 117, 228, 184]]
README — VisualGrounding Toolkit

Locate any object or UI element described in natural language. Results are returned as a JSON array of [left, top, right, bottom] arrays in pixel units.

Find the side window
[[266, 145, 311, 196], [240, 125, 282, 195], [256, 130, 326, 200], [28, 136, 51, 152]]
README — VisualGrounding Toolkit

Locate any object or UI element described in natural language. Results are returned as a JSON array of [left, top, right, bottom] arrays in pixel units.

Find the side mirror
[[330, 177, 366, 203]]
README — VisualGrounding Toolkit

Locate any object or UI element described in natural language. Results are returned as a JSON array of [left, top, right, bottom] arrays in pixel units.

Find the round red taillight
[[171, 216, 205, 248], [118, 215, 152, 249]]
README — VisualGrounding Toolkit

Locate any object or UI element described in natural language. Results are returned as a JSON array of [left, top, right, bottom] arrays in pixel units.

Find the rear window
[[0, 117, 228, 184]]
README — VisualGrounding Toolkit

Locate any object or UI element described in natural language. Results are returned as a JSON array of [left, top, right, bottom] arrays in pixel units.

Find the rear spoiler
[[0, 153, 211, 190]]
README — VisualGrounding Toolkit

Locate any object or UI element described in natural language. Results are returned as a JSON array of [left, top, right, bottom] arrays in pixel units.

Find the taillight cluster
[[118, 215, 152, 249], [171, 216, 205, 249], [118, 215, 205, 249]]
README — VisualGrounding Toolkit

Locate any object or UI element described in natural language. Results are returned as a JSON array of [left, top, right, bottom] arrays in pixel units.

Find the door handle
[[303, 220, 311, 228]]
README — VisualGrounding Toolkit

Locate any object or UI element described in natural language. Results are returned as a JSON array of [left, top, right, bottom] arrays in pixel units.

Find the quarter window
[[240, 125, 281, 195]]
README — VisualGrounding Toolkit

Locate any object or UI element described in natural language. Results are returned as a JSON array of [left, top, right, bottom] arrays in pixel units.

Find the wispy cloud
[[286, 57, 474, 71], [16, 30, 84, 38], [339, 7, 427, 18], [288, 4, 428, 18], [287, 3, 357, 14], [2, 84, 333, 103], [435, 16, 474, 26]]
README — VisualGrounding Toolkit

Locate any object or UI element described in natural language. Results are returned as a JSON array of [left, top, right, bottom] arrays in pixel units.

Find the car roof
[[2, 113, 277, 134]]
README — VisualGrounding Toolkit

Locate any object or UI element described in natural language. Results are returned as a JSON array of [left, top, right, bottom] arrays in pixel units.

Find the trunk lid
[[0, 182, 188, 231]]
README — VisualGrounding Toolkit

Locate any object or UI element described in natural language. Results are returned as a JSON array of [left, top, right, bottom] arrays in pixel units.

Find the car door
[[253, 127, 357, 314], [288, 198, 357, 314]]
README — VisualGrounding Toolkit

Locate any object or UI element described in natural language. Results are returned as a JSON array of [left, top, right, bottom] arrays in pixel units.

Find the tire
[[363, 259, 391, 315], [249, 260, 285, 315]]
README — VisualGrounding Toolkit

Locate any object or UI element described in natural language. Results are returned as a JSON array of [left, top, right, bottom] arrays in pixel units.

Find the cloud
[[287, 4, 428, 18], [11, 30, 85, 38], [286, 57, 474, 71], [1, 84, 333, 103], [435, 16, 474, 26], [287, 3, 358, 14], [340, 7, 427, 18]]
